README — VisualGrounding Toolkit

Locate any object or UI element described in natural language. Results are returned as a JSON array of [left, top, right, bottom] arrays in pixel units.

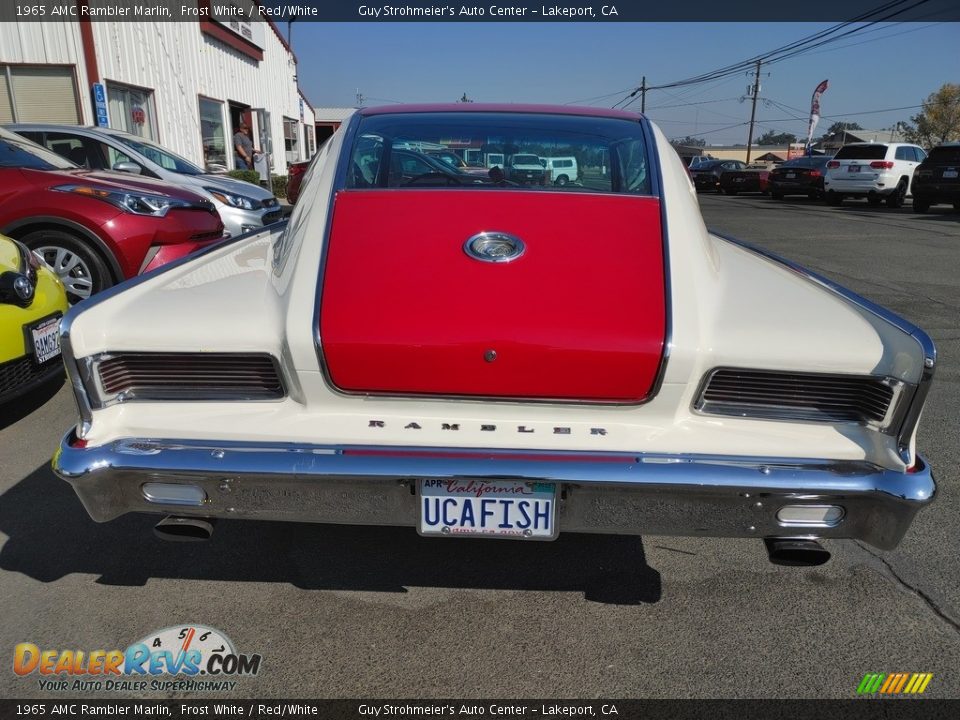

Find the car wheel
[[807, 191, 818, 200], [886, 179, 907, 208], [826, 191, 843, 206], [953, 201, 960, 212], [21, 229, 112, 304], [913, 196, 931, 214], [771, 191, 784, 200], [555, 175, 569, 186], [724, 189, 738, 196]]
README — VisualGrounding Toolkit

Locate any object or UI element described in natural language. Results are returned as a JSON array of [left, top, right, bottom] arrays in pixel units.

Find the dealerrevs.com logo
[[14, 625, 261, 693]]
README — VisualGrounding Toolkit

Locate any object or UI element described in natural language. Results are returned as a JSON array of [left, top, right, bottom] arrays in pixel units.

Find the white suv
[[823, 142, 927, 208]]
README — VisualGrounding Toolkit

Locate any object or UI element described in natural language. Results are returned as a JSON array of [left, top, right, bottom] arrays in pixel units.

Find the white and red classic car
[[52, 105, 935, 564]]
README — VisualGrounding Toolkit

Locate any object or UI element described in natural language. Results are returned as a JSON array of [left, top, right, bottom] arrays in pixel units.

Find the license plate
[[785, 173, 796, 179], [29, 316, 61, 364], [848, 165, 861, 173], [734, 177, 744, 182], [419, 478, 557, 539], [944, 169, 958, 179]]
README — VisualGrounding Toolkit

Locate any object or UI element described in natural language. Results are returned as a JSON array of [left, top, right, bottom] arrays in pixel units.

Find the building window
[[107, 82, 157, 140], [198, 97, 228, 172], [283, 117, 299, 164], [1, 65, 79, 124]]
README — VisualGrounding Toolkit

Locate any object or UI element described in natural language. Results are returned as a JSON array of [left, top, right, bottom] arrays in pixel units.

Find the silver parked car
[[8, 124, 282, 237]]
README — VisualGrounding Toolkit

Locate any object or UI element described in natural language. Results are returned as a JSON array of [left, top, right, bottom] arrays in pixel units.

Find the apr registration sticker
[[419, 479, 557, 539]]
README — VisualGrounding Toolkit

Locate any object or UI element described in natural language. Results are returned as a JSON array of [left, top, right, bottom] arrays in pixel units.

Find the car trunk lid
[[319, 189, 666, 403]]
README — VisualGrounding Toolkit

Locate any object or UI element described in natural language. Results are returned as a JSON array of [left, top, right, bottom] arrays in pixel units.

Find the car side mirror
[[112, 161, 141, 175]]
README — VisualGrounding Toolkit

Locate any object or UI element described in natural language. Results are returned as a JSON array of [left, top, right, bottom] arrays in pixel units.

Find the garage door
[[0, 72, 12, 123], [1, 65, 80, 124]]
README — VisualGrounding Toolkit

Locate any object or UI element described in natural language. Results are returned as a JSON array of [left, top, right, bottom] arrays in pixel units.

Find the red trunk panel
[[319, 190, 666, 402]]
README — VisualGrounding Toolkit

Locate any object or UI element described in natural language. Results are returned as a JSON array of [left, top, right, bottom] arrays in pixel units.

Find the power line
[[611, 0, 930, 107], [564, 87, 638, 105]]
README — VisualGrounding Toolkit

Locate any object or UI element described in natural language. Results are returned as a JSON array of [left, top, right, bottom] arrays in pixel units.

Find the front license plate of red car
[[29, 317, 61, 364], [419, 479, 557, 540]]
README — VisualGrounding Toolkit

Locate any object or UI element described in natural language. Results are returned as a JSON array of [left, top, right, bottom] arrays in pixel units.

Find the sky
[[287, 21, 959, 146]]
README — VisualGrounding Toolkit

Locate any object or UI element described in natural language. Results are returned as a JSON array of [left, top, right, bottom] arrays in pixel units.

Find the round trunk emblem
[[464, 232, 525, 263]]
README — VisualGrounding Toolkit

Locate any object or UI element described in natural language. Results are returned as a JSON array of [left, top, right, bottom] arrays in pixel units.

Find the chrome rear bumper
[[52, 435, 935, 550]]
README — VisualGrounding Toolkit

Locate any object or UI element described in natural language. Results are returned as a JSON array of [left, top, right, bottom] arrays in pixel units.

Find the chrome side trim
[[711, 231, 936, 464], [58, 223, 287, 439], [311, 113, 672, 407], [53, 437, 936, 550], [642, 115, 673, 402]]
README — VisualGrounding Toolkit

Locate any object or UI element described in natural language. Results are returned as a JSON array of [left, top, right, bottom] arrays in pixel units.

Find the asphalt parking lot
[[1, 194, 958, 700]]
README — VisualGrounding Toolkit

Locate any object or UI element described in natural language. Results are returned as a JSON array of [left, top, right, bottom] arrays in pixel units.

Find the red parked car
[[286, 160, 310, 205], [0, 127, 224, 304]]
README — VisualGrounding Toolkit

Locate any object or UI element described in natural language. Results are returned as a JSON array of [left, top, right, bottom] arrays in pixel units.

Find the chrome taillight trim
[[694, 367, 910, 432], [712, 232, 936, 464], [83, 352, 286, 407]]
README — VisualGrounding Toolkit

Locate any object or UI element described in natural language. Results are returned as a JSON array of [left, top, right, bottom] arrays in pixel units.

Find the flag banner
[[806, 79, 829, 151]]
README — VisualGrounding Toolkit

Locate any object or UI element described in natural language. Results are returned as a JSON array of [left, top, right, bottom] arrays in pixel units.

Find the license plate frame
[[418, 478, 558, 540], [25, 314, 62, 365], [943, 169, 958, 179], [848, 165, 861, 173], [785, 172, 796, 179]]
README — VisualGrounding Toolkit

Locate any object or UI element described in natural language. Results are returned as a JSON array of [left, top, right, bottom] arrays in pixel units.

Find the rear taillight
[[827, 161, 839, 169], [870, 161, 895, 169], [809, 170, 821, 177]]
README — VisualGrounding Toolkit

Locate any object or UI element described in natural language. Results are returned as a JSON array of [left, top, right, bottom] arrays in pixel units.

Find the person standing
[[233, 123, 254, 170]]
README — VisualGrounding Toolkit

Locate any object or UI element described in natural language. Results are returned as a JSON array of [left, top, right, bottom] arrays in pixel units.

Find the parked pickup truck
[[505, 153, 547, 185]]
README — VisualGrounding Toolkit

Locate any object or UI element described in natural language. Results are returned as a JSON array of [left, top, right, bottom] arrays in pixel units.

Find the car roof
[[842, 141, 918, 147], [8, 123, 132, 139], [358, 103, 644, 121]]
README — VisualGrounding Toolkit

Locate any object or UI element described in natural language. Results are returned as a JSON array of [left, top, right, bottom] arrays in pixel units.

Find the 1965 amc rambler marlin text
[[52, 105, 935, 563]]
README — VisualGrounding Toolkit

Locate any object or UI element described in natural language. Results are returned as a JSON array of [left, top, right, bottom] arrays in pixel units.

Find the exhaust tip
[[764, 538, 830, 566], [154, 516, 215, 542]]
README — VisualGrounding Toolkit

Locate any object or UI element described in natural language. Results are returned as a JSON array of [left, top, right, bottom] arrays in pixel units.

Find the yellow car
[[1, 233, 69, 404]]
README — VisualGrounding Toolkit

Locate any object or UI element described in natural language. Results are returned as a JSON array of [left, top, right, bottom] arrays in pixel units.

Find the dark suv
[[912, 142, 960, 213]]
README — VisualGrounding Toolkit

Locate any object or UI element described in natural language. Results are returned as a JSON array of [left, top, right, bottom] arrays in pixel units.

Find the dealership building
[[1, 11, 317, 175]]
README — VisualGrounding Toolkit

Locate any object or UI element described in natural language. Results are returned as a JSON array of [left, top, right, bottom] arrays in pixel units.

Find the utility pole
[[640, 76, 646, 114], [745, 59, 761, 163]]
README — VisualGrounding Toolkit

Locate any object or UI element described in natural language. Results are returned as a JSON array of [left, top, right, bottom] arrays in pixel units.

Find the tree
[[903, 83, 960, 147], [756, 130, 797, 145], [824, 121, 863, 136], [671, 135, 706, 148]]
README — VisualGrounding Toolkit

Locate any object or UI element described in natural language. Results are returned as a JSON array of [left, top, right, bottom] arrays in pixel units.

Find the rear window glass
[[347, 112, 652, 195], [927, 146, 960, 164], [834, 144, 888, 160], [0, 131, 76, 170]]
